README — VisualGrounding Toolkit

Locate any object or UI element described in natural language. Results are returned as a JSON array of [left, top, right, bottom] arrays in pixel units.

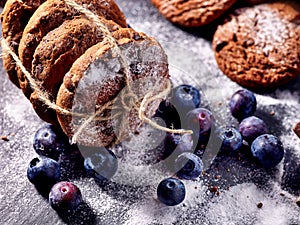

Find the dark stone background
[[0, 1, 299, 224]]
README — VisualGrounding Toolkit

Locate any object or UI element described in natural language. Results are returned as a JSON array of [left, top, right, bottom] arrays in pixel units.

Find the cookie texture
[[213, 2, 300, 89], [30, 16, 121, 126], [56, 28, 169, 147], [151, 0, 237, 27], [18, 0, 127, 98], [0, 0, 46, 88]]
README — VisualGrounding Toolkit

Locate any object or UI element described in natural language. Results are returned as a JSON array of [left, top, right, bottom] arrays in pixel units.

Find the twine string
[[0, 0, 193, 145], [71, 99, 122, 144], [65, 0, 134, 93], [138, 80, 193, 135], [1, 38, 123, 120], [65, 0, 139, 142]]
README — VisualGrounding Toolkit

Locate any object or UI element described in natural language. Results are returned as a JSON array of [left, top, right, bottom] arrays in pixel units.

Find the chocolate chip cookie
[[213, 1, 300, 89], [30, 16, 121, 126], [151, 0, 237, 27], [56, 28, 169, 147], [18, 0, 127, 98], [0, 0, 46, 88]]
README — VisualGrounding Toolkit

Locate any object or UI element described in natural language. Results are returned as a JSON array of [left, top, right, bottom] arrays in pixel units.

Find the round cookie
[[213, 2, 300, 89], [0, 0, 46, 88], [30, 16, 122, 126], [151, 0, 237, 27], [18, 0, 127, 98], [56, 28, 169, 147]]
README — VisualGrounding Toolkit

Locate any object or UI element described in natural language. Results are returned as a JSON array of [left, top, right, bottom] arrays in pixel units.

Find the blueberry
[[251, 134, 284, 168], [185, 108, 214, 147], [27, 157, 60, 191], [175, 153, 203, 180], [154, 85, 201, 129], [220, 127, 243, 152], [157, 177, 186, 206], [33, 124, 70, 160], [170, 84, 201, 115], [154, 99, 182, 129], [239, 116, 268, 144], [49, 181, 83, 212], [83, 147, 118, 182], [229, 89, 257, 121], [163, 133, 194, 158]]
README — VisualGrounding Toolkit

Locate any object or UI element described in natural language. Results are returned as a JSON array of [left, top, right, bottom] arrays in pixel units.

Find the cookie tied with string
[[0, 0, 46, 88], [56, 28, 170, 147], [29, 16, 122, 126], [18, 0, 127, 98], [1, 0, 175, 147]]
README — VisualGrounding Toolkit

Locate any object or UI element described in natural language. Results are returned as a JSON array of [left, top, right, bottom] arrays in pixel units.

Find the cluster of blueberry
[[27, 125, 85, 213], [155, 86, 285, 206], [155, 85, 209, 206], [26, 84, 285, 214], [228, 89, 284, 168], [27, 124, 122, 214]]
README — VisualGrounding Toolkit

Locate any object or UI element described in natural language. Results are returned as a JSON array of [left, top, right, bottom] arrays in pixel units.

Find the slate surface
[[0, 1, 300, 224]]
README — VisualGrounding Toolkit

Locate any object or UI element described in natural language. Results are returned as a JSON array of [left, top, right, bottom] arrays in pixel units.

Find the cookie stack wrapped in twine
[[1, 0, 193, 147]]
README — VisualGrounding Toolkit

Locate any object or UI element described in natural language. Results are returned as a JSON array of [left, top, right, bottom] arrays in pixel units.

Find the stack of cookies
[[1, 0, 170, 147]]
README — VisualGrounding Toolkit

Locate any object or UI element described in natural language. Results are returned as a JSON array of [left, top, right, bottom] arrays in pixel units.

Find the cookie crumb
[[293, 122, 300, 138], [269, 111, 275, 116], [210, 186, 218, 193], [1, 136, 9, 141], [257, 202, 263, 208], [279, 192, 285, 196], [296, 197, 300, 207]]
